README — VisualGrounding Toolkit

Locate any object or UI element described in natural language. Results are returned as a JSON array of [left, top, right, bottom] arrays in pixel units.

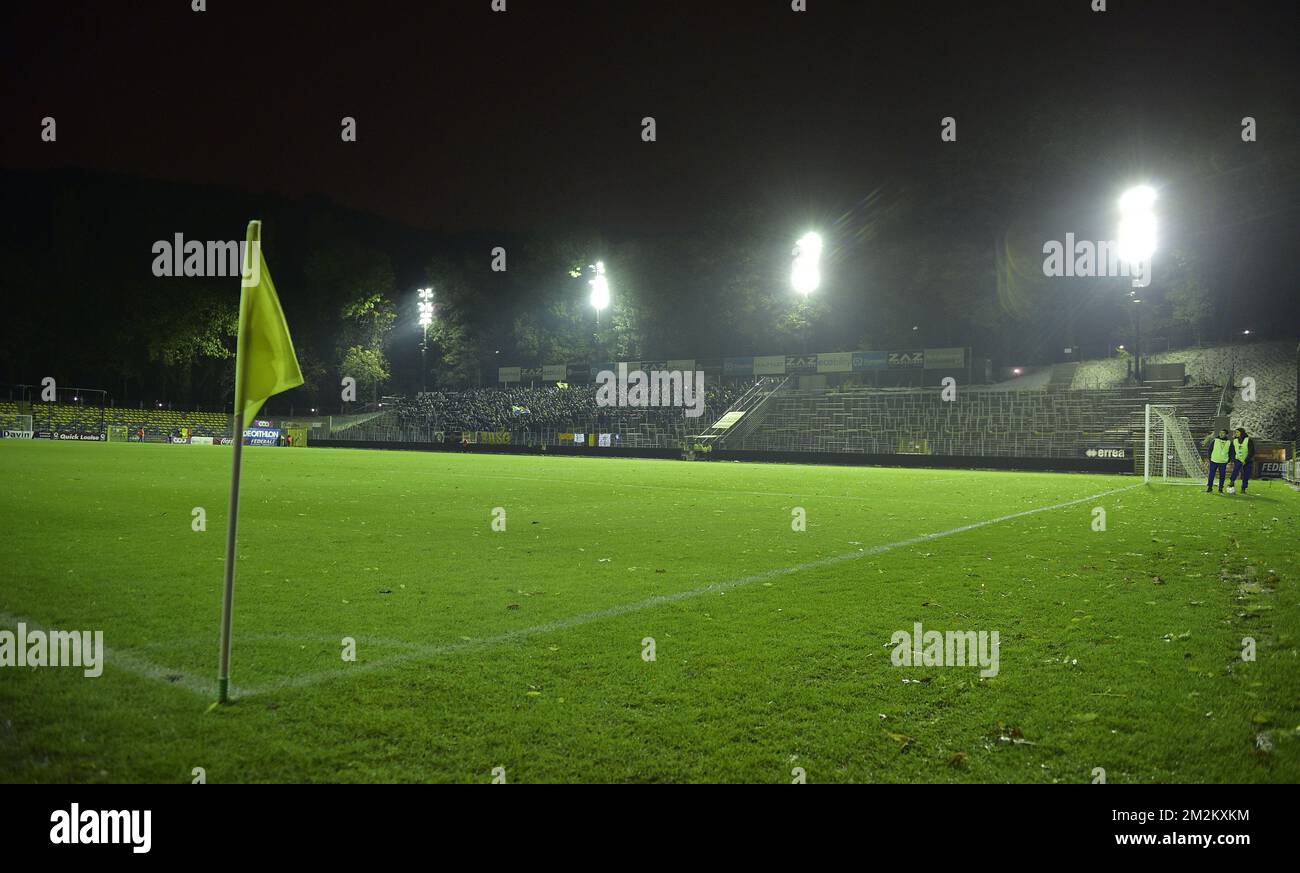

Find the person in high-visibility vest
[[1203, 428, 1232, 493], [1228, 427, 1254, 495]]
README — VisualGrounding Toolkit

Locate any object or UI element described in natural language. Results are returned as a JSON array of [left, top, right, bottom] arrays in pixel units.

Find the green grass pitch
[[1, 440, 1297, 783]]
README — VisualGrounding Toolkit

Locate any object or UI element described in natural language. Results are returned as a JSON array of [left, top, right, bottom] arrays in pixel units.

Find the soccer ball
[[1226, 486, 1235, 494]]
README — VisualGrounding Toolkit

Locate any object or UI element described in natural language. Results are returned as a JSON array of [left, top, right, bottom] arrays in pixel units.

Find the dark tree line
[[3, 108, 1295, 413]]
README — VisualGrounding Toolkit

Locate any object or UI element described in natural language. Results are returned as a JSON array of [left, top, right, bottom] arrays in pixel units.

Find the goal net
[[1144, 404, 1207, 485], [107, 425, 129, 442], [5, 414, 34, 438]]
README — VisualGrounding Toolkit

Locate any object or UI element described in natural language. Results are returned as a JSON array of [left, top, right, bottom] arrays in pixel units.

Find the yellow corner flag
[[217, 221, 303, 704], [235, 221, 304, 425]]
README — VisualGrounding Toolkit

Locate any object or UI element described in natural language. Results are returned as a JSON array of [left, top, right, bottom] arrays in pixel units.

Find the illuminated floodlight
[[1117, 185, 1157, 265], [589, 261, 610, 311], [417, 288, 434, 327], [791, 232, 823, 295]]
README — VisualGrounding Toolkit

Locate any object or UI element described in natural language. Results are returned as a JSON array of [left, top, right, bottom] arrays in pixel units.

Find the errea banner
[[1081, 447, 1131, 459]]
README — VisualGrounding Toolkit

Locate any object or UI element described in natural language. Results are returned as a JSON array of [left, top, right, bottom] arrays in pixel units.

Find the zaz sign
[[888, 350, 924, 368]]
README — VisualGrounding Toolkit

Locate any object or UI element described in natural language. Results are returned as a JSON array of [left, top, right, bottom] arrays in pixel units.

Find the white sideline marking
[[1, 482, 1140, 701], [238, 482, 1142, 698], [433, 467, 1103, 507]]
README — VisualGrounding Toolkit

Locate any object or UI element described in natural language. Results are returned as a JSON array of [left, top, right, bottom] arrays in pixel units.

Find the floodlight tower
[[790, 232, 823, 352], [589, 261, 610, 328], [1117, 186, 1156, 383], [791, 232, 823, 296], [417, 288, 434, 393]]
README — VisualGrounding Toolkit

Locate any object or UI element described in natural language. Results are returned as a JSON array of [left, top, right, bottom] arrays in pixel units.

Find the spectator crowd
[[394, 380, 754, 433]]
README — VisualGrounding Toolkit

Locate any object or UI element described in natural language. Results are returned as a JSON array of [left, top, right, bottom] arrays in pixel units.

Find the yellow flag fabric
[[235, 221, 303, 425]]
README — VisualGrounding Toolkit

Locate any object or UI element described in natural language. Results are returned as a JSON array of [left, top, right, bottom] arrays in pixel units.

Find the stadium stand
[[1072, 339, 1296, 441], [726, 384, 1221, 459], [362, 382, 754, 445], [0, 401, 231, 441], [6, 342, 1291, 468]]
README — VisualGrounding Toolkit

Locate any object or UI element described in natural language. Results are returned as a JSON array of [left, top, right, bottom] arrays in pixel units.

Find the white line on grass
[[431, 467, 1103, 508], [1, 482, 1141, 701], [237, 481, 1143, 698]]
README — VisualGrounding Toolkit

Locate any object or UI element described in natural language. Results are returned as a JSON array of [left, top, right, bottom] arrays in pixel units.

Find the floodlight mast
[[417, 288, 434, 392], [791, 232, 822, 295], [1117, 186, 1156, 383], [589, 261, 610, 327]]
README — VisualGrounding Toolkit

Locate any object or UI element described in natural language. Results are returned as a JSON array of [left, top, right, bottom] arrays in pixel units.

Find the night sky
[[6, 0, 1296, 235], [2, 0, 1298, 398]]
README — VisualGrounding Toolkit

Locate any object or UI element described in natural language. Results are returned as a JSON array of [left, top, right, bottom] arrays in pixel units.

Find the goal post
[[107, 425, 129, 442], [4, 414, 34, 439], [1144, 404, 1207, 485]]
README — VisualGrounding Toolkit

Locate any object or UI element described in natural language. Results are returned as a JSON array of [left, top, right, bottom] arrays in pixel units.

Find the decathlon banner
[[243, 427, 281, 446]]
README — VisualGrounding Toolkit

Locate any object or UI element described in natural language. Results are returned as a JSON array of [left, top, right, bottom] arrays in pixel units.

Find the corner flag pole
[[214, 221, 303, 704], [217, 407, 244, 704], [217, 221, 260, 704]]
